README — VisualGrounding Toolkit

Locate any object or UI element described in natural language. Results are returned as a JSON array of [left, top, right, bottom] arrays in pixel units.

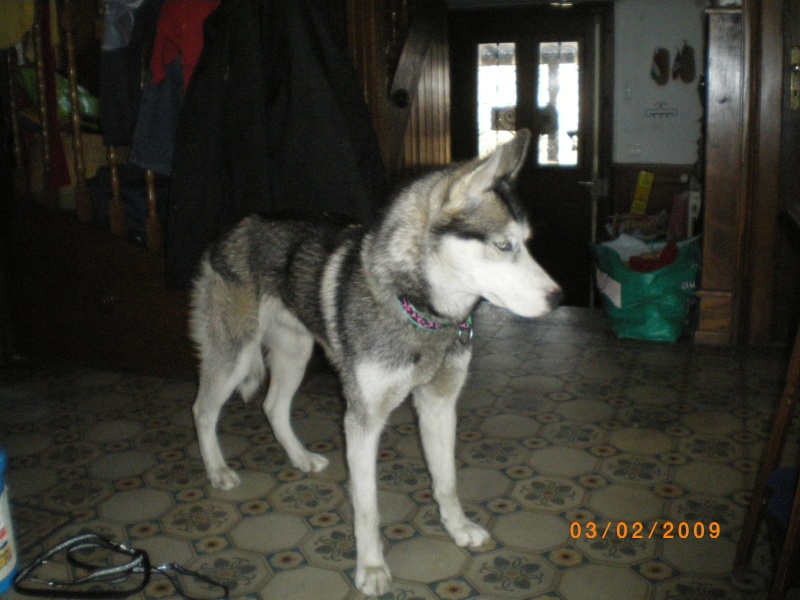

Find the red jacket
[[151, 0, 219, 91]]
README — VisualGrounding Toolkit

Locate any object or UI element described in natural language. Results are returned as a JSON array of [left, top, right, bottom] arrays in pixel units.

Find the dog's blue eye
[[494, 241, 513, 252]]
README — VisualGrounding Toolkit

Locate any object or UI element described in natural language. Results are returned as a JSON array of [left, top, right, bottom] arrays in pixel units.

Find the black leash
[[13, 533, 229, 600]]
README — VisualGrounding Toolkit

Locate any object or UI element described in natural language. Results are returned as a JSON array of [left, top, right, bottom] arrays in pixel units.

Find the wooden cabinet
[[696, 8, 747, 345]]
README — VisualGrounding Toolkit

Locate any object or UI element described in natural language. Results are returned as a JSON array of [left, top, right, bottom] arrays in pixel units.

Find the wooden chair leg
[[145, 170, 163, 252], [5, 50, 29, 206], [63, 0, 91, 222], [107, 146, 127, 236], [770, 470, 800, 600], [32, 0, 56, 209], [734, 327, 800, 586]]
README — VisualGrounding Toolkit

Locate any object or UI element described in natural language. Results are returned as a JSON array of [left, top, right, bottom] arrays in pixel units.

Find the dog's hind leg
[[414, 350, 491, 548], [193, 339, 263, 491], [261, 304, 329, 473]]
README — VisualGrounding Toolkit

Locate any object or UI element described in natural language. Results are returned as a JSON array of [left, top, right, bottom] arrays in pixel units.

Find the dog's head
[[427, 129, 562, 319]]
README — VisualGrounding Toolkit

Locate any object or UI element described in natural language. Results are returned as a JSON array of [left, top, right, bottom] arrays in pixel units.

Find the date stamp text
[[570, 521, 720, 540]]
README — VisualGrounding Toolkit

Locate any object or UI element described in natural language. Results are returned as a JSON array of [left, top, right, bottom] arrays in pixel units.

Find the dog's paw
[[291, 451, 329, 473], [447, 519, 491, 548], [208, 467, 241, 490], [355, 563, 392, 597]]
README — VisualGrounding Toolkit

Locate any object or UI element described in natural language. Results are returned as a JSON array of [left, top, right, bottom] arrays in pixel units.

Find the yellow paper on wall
[[630, 171, 655, 215]]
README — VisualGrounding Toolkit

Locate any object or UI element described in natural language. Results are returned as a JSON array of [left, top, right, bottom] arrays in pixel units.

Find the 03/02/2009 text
[[569, 521, 720, 540]]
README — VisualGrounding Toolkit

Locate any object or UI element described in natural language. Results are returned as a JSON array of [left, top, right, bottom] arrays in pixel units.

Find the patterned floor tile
[[8, 504, 71, 550], [258, 565, 349, 600], [0, 307, 791, 599], [144, 459, 210, 490], [559, 563, 649, 600], [268, 479, 345, 515], [491, 511, 569, 551], [572, 530, 658, 565], [40, 478, 114, 512], [190, 549, 271, 596], [464, 548, 557, 598], [601, 453, 669, 486], [529, 446, 598, 477], [231, 512, 309, 554], [455, 468, 512, 504], [510, 476, 584, 512], [653, 576, 744, 600], [610, 428, 674, 455], [674, 462, 744, 496], [458, 438, 529, 469], [667, 495, 742, 534], [588, 484, 663, 523], [662, 536, 739, 575], [160, 499, 240, 539], [387, 537, 470, 584], [303, 524, 357, 570]]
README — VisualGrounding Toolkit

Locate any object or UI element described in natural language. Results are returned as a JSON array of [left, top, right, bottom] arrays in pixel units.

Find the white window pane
[[477, 43, 516, 157], [537, 41, 579, 166]]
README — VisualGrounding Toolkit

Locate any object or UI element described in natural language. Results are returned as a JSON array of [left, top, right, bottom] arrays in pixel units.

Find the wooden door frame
[[741, 0, 787, 345]]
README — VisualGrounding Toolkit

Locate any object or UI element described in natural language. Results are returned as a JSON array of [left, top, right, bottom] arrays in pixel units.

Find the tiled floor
[[0, 307, 796, 599]]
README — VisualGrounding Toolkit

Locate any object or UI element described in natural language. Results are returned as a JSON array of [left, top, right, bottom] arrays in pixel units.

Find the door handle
[[578, 178, 609, 196], [792, 47, 799, 111]]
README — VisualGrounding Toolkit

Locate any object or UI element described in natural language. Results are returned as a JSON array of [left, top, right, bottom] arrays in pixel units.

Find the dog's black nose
[[547, 288, 564, 308]]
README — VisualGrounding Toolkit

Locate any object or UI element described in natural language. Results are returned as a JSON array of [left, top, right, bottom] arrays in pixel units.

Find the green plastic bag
[[16, 67, 99, 126], [593, 235, 701, 342]]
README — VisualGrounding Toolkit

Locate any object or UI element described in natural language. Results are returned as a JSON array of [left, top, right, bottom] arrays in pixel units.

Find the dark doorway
[[450, 3, 613, 307]]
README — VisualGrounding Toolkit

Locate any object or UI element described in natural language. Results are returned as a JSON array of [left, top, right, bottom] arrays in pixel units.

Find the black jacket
[[166, 0, 388, 289]]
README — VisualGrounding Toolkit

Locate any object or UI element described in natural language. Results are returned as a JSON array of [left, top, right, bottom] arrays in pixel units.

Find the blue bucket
[[0, 446, 18, 594]]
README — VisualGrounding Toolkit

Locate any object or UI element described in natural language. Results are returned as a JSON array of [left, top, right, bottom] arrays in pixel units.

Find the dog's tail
[[190, 257, 266, 404]]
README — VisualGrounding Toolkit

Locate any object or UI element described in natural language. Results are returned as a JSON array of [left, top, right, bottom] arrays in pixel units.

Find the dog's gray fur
[[190, 129, 561, 596]]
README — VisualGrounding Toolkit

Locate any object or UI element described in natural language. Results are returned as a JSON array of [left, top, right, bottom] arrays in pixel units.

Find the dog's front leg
[[344, 362, 412, 596], [345, 409, 391, 596], [414, 351, 490, 548]]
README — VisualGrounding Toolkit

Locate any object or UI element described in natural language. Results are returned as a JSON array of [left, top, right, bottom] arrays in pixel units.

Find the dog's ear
[[488, 128, 531, 182], [453, 129, 531, 200], [477, 128, 531, 185]]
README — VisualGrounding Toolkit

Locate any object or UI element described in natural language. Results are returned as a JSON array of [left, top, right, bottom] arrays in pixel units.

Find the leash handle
[[13, 533, 150, 598], [13, 533, 228, 600]]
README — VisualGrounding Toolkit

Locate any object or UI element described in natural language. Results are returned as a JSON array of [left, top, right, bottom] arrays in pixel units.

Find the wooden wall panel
[[344, 0, 389, 163], [344, 0, 450, 186], [756, 0, 800, 346], [401, 24, 450, 176], [701, 10, 745, 293], [741, 0, 778, 344], [695, 9, 747, 345]]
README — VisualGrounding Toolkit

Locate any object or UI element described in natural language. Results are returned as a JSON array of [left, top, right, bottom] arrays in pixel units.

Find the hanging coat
[[99, 0, 163, 146], [165, 0, 388, 290]]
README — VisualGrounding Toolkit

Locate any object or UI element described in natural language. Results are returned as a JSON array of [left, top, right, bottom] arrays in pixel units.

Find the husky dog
[[190, 129, 561, 596]]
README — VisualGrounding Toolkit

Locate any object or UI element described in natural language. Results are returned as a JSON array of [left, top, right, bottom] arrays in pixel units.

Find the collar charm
[[398, 297, 474, 345]]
